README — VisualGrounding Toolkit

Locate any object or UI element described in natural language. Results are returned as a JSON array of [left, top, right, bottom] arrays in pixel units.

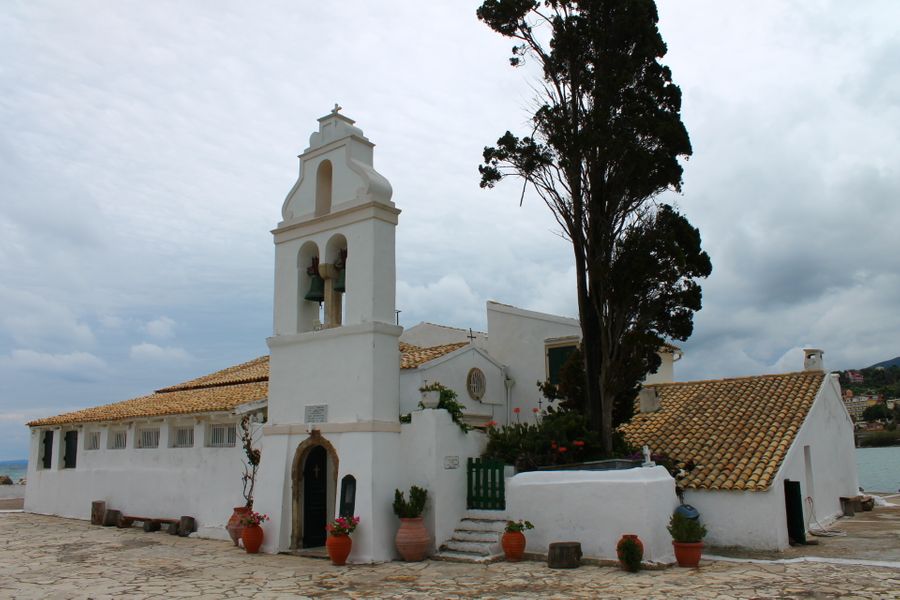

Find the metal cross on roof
[[331, 103, 342, 114]]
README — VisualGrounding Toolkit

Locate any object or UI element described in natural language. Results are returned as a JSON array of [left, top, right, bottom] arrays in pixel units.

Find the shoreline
[[0, 484, 25, 500]]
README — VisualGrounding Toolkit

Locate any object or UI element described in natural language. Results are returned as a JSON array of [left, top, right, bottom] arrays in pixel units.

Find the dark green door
[[303, 446, 327, 548]]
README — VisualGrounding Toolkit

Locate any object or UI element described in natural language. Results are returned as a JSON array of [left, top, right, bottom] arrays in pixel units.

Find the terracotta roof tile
[[619, 370, 826, 492], [29, 342, 470, 426]]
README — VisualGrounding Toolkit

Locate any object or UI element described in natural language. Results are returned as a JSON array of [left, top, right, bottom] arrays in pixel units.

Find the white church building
[[25, 110, 859, 563]]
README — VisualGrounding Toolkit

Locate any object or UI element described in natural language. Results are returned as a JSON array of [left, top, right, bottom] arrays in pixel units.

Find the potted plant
[[616, 534, 643, 572], [419, 382, 441, 409], [227, 416, 262, 546], [668, 511, 707, 567], [501, 519, 533, 561], [393, 485, 430, 561], [325, 515, 360, 565], [239, 510, 269, 554]]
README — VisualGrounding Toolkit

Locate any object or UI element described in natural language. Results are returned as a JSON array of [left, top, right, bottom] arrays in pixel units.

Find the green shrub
[[858, 429, 900, 447], [617, 536, 643, 572], [393, 486, 428, 518], [667, 512, 707, 543]]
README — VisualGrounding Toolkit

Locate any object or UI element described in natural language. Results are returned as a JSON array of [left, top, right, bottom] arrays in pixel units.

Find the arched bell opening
[[322, 234, 348, 327], [297, 241, 323, 332], [315, 160, 333, 217], [291, 432, 339, 550]]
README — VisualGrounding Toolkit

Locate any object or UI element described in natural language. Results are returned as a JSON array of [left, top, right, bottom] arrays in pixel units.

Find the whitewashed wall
[[25, 416, 247, 540], [399, 347, 506, 424], [399, 409, 487, 550], [506, 466, 680, 563]]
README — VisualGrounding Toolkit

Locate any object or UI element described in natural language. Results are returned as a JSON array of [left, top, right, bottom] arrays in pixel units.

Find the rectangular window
[[63, 430, 78, 469], [138, 428, 160, 449], [547, 343, 578, 385], [41, 430, 54, 469], [209, 424, 237, 448], [85, 431, 100, 450], [109, 430, 127, 450], [172, 426, 194, 448]]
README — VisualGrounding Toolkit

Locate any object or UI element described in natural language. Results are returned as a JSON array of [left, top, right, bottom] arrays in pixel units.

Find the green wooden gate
[[467, 458, 505, 510]]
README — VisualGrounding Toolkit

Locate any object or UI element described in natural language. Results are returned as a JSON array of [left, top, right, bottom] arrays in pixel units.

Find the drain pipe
[[503, 369, 515, 425]]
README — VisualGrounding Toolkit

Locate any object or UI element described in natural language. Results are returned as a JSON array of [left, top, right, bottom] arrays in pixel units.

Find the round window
[[466, 368, 486, 401]]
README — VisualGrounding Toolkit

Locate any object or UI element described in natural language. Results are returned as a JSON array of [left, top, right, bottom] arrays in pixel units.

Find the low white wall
[[400, 409, 488, 550], [682, 488, 783, 549], [25, 419, 246, 540], [506, 466, 679, 563]]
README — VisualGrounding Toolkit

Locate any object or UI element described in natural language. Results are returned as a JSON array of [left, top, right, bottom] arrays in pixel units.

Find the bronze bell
[[304, 274, 325, 302], [334, 267, 346, 294]]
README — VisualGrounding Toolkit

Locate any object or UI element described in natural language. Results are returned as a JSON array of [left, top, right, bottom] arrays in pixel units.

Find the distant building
[[846, 370, 864, 384]]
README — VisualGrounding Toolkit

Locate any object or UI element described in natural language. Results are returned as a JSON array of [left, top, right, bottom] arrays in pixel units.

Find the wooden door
[[303, 446, 327, 548]]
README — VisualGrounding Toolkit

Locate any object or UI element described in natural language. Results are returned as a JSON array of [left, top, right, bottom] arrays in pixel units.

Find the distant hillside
[[869, 357, 900, 369]]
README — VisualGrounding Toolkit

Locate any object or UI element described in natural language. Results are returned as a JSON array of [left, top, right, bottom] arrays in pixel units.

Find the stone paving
[[2, 513, 899, 599]]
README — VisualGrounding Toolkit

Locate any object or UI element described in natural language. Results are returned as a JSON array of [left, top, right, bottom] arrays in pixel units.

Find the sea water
[[0, 459, 27, 482], [856, 446, 900, 493]]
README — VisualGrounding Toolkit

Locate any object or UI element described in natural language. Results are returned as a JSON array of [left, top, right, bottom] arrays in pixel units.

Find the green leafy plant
[[667, 512, 707, 543], [393, 485, 428, 518], [418, 382, 470, 433], [617, 536, 643, 572], [504, 519, 534, 533]]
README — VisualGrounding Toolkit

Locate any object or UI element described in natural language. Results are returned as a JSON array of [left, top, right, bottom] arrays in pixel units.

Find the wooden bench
[[117, 514, 179, 532]]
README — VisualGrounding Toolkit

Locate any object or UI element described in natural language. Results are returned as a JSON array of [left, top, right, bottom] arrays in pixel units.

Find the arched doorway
[[291, 432, 339, 549]]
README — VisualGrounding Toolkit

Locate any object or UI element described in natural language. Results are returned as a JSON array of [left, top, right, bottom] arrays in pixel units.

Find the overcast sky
[[2, 1, 898, 460]]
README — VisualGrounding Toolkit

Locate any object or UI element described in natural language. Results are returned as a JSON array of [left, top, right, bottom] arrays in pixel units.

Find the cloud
[[0, 287, 95, 348], [129, 342, 192, 362], [2, 349, 106, 377], [143, 316, 176, 340]]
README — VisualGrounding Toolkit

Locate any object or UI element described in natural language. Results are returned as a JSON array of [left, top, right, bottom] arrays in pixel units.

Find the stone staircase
[[432, 511, 508, 563]]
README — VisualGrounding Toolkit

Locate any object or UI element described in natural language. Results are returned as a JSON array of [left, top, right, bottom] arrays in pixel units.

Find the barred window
[[138, 428, 160, 449], [209, 424, 236, 448], [172, 426, 194, 448], [85, 431, 101, 450], [109, 430, 127, 450]]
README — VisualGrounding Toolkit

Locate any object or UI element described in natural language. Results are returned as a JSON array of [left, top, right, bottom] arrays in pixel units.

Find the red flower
[[513, 407, 521, 414], [559, 447, 568, 453], [484, 420, 498, 428], [532, 407, 539, 414], [573, 440, 585, 447], [550, 441, 557, 449]]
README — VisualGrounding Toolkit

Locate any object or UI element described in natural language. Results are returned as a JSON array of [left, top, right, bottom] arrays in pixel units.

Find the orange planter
[[395, 517, 431, 561], [327, 533, 353, 565], [672, 541, 703, 567], [501, 531, 526, 561], [227, 506, 250, 547], [242, 524, 264, 554]]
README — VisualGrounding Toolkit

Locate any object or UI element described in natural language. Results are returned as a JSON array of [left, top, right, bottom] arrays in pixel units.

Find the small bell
[[304, 256, 325, 303], [304, 274, 325, 302]]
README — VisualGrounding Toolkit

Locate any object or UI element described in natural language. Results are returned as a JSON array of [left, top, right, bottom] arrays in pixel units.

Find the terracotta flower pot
[[227, 506, 251, 547], [616, 534, 644, 572], [242, 524, 264, 554], [501, 531, 526, 561], [327, 533, 352, 565], [672, 541, 703, 568], [395, 517, 431, 561]]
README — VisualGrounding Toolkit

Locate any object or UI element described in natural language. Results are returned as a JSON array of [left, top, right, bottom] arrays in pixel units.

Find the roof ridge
[[646, 370, 825, 388]]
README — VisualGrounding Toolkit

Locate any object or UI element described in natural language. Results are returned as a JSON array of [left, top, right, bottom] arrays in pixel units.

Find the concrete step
[[431, 550, 505, 564], [442, 539, 497, 554], [464, 509, 509, 521], [451, 530, 500, 543], [458, 518, 507, 533]]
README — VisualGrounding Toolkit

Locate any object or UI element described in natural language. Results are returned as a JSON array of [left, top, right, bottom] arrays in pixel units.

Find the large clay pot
[[227, 506, 251, 547], [616, 534, 644, 571], [326, 534, 352, 566], [501, 531, 526, 561], [395, 517, 431, 561], [672, 541, 703, 568], [242, 524, 264, 554]]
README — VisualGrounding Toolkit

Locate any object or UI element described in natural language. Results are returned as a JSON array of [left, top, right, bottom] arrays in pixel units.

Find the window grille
[[138, 428, 160, 449], [173, 426, 194, 448], [85, 432, 100, 450], [209, 424, 236, 448], [110, 430, 127, 450], [467, 368, 486, 401]]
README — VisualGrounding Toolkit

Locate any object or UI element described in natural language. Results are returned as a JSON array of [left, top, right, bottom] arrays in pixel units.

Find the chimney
[[803, 348, 824, 371], [639, 387, 660, 413]]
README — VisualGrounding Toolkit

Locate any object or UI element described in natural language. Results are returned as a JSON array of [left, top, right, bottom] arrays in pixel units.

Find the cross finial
[[467, 328, 476, 342], [332, 103, 342, 114]]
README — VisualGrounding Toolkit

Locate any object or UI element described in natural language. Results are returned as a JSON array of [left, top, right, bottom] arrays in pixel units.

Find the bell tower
[[257, 108, 403, 562]]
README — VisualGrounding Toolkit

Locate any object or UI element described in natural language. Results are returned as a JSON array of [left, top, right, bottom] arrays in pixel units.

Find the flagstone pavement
[[2, 513, 898, 599]]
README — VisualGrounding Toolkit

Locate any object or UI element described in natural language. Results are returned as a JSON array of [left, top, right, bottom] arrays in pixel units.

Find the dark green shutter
[[547, 345, 576, 385]]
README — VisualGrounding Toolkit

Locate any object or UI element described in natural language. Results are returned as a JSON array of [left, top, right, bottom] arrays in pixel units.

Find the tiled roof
[[399, 342, 469, 369], [29, 342, 470, 426], [619, 370, 826, 492]]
